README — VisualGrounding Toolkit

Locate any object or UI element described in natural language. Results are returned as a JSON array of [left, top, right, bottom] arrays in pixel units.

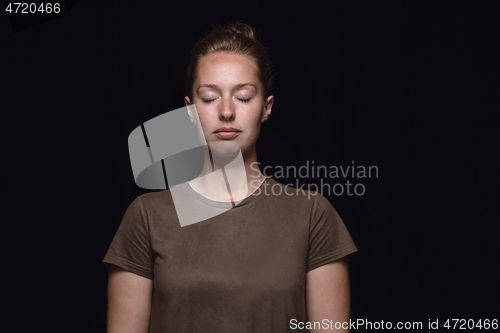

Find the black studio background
[[3, 1, 498, 332]]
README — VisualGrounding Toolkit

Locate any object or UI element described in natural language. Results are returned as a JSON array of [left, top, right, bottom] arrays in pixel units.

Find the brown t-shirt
[[102, 177, 358, 333]]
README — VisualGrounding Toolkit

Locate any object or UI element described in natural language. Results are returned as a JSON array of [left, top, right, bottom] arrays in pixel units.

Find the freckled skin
[[185, 51, 273, 159], [184, 51, 274, 199]]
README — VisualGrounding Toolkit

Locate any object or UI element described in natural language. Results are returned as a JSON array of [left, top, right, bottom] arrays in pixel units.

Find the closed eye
[[202, 98, 251, 103]]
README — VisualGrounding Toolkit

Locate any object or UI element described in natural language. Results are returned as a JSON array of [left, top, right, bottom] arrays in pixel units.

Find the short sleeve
[[102, 196, 154, 279], [307, 193, 358, 272]]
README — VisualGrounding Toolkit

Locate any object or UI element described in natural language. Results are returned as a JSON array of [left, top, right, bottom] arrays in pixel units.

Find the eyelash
[[202, 98, 251, 103]]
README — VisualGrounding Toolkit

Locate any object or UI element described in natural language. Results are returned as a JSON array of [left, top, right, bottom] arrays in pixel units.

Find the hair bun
[[220, 22, 256, 41]]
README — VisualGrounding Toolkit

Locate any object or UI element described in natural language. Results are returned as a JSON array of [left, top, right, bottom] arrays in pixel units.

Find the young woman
[[103, 22, 358, 333]]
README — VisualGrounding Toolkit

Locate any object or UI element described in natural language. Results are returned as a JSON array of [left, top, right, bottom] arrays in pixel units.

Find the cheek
[[192, 109, 214, 142], [246, 109, 264, 127], [197, 109, 213, 128], [242, 116, 263, 139]]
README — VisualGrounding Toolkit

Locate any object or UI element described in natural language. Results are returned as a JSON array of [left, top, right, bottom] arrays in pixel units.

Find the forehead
[[196, 51, 260, 85]]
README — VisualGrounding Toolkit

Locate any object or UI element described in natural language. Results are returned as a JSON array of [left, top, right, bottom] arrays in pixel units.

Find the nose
[[219, 95, 235, 121]]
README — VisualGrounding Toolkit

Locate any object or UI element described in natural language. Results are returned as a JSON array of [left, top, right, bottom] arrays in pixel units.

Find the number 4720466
[[444, 319, 498, 330], [5, 3, 61, 14]]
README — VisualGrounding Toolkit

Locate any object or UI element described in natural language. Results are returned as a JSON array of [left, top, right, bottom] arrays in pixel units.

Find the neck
[[189, 144, 265, 202]]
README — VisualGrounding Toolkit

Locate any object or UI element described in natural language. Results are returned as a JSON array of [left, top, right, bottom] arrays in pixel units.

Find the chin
[[209, 141, 241, 158]]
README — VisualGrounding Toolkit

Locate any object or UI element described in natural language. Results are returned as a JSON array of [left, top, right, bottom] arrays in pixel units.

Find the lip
[[214, 127, 241, 139]]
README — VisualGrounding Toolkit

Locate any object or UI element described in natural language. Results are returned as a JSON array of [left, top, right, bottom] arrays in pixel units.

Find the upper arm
[[306, 257, 351, 332], [106, 264, 153, 333]]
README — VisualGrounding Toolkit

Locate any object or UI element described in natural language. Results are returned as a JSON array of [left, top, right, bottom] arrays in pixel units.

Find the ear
[[261, 95, 274, 123], [185, 96, 197, 124]]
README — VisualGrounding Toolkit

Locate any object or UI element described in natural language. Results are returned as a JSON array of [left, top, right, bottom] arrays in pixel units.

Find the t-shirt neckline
[[184, 176, 272, 209]]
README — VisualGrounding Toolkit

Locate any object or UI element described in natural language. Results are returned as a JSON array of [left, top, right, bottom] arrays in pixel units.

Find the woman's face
[[185, 51, 273, 156]]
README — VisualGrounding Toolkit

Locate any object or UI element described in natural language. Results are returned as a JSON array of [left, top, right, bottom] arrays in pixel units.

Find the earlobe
[[185, 97, 197, 125], [262, 95, 274, 122]]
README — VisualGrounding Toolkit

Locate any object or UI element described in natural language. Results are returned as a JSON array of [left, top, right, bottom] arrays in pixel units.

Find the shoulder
[[259, 177, 333, 212], [266, 178, 342, 220], [131, 188, 176, 214], [139, 188, 172, 202]]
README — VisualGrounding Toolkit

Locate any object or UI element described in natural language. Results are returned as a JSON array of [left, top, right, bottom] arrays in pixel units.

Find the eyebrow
[[197, 83, 257, 92]]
